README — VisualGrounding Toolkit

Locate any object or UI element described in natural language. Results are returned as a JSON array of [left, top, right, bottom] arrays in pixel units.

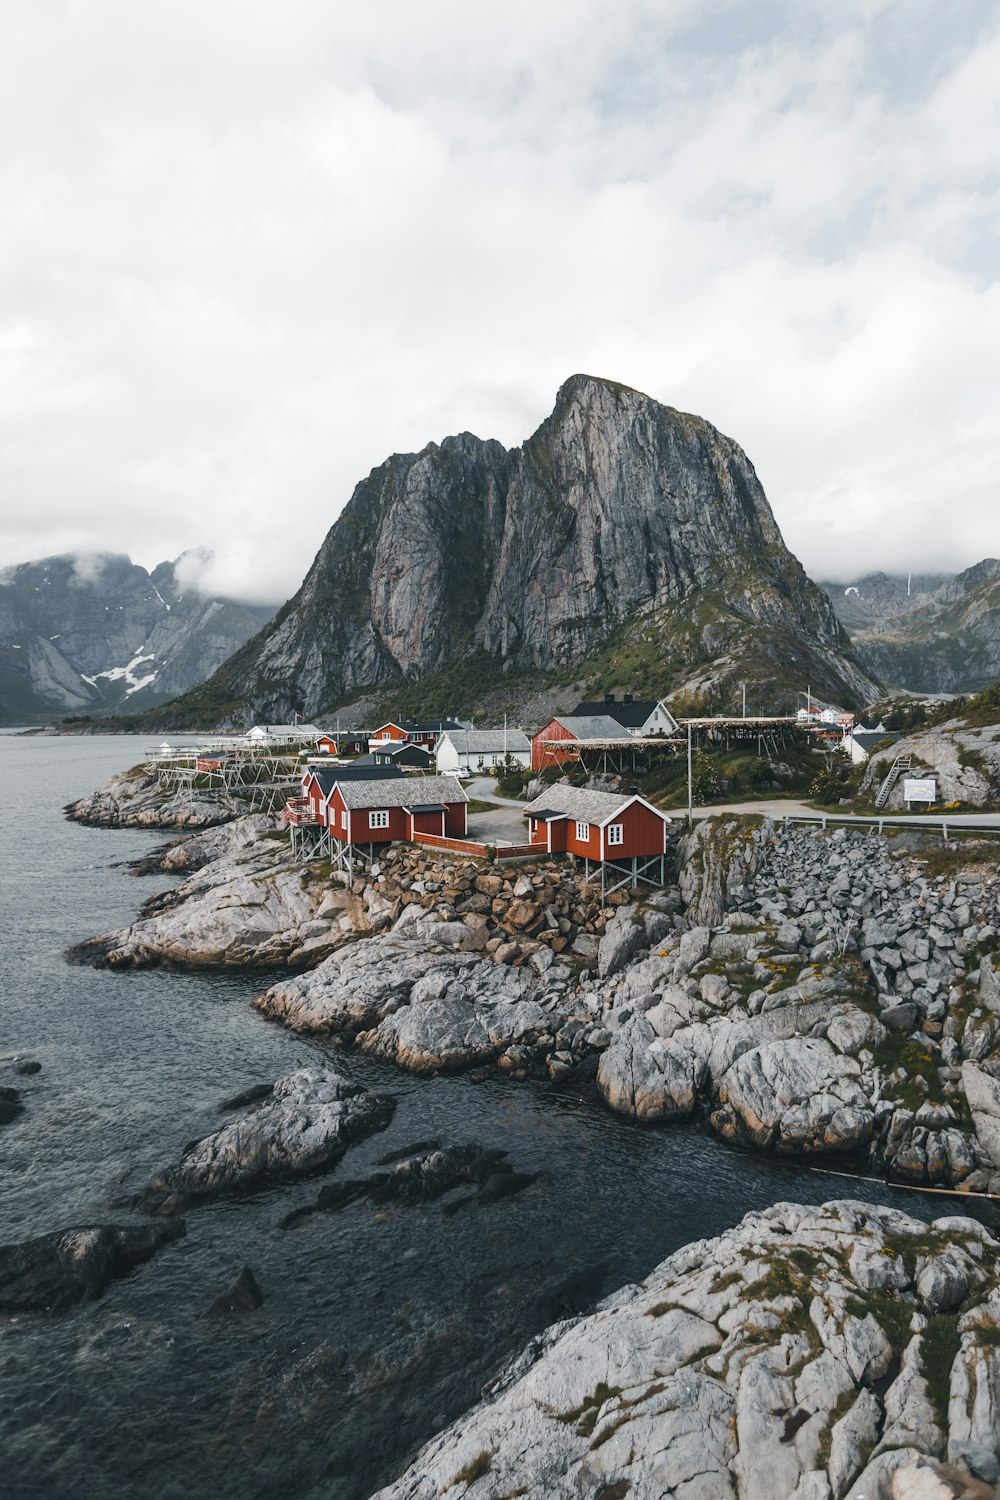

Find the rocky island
[[372, 1198, 1000, 1499]]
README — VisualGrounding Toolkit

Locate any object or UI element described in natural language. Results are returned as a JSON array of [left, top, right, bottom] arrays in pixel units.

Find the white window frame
[[575, 820, 590, 841], [607, 822, 624, 847], [341, 808, 348, 830], [369, 810, 389, 830]]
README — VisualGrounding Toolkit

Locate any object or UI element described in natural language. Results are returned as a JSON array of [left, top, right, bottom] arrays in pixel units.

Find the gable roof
[[542, 714, 631, 740], [524, 782, 665, 825], [571, 699, 669, 729], [338, 774, 469, 811], [847, 730, 901, 753], [440, 728, 531, 755], [303, 764, 405, 798]]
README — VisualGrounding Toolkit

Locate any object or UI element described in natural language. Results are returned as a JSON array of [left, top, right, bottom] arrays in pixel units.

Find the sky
[[1, 0, 998, 603]]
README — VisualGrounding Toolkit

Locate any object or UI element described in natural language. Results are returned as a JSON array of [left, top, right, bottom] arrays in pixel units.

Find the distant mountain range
[[0, 551, 275, 723], [148, 374, 879, 729], [820, 561, 1000, 695]]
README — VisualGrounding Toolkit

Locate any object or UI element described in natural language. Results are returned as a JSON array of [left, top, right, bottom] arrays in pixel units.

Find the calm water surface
[[1, 733, 995, 1500]]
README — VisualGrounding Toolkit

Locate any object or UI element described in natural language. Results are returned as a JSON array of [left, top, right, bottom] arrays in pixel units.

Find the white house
[[435, 728, 531, 776], [841, 726, 899, 765], [244, 723, 319, 745], [569, 695, 678, 736]]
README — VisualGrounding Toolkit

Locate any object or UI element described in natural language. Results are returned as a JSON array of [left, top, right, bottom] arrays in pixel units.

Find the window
[[341, 808, 348, 830], [575, 820, 590, 841], [607, 823, 624, 846], [369, 810, 389, 829]]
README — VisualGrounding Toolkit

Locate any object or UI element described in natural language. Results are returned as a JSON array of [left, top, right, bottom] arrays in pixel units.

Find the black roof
[[571, 698, 659, 729], [406, 802, 447, 814], [305, 764, 405, 795], [401, 719, 466, 733], [385, 743, 433, 762]]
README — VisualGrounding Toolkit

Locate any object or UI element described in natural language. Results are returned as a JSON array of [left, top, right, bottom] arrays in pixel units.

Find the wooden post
[[687, 722, 693, 828]]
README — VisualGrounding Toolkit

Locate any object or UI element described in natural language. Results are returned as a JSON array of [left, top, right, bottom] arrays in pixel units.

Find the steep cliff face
[[823, 560, 1000, 694], [160, 375, 879, 725], [0, 551, 274, 722]]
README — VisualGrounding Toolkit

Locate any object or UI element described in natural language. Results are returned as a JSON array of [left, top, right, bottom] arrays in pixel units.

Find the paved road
[[462, 776, 528, 843], [688, 799, 1000, 831], [460, 776, 1000, 836]]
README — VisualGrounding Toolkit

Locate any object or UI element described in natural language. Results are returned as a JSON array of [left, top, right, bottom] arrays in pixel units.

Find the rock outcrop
[[140, 1067, 394, 1214], [0, 1220, 186, 1313], [282, 1142, 537, 1227], [592, 822, 1000, 1187], [861, 718, 1000, 809], [126, 813, 272, 874], [256, 929, 608, 1081], [66, 766, 255, 829], [153, 374, 877, 725], [372, 1200, 1000, 1500]]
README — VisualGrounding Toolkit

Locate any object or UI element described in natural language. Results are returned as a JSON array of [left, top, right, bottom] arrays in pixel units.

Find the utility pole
[[687, 721, 693, 828], [742, 682, 747, 720]]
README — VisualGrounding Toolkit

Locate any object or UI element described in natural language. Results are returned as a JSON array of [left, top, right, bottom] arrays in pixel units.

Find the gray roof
[[440, 728, 531, 755], [524, 782, 666, 825], [337, 774, 469, 811], [546, 715, 632, 741]]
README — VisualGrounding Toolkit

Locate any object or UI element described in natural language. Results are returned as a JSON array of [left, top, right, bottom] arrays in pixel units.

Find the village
[[135, 691, 917, 897]]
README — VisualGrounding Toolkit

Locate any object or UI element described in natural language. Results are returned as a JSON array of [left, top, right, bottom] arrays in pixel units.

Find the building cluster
[[280, 697, 675, 880], [162, 688, 898, 881]]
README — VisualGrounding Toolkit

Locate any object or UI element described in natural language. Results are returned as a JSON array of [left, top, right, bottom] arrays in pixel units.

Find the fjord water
[[2, 734, 995, 1500]]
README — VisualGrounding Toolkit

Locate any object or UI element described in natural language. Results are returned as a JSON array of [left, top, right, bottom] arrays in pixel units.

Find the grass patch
[[846, 1290, 914, 1352], [921, 1314, 962, 1432], [556, 1382, 623, 1438], [446, 1451, 492, 1488]]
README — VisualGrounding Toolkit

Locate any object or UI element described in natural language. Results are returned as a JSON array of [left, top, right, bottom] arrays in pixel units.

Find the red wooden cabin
[[324, 774, 469, 847], [523, 784, 670, 860], [530, 714, 628, 771]]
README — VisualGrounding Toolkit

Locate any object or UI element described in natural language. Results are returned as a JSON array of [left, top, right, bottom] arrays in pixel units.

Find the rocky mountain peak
[[147, 377, 879, 727]]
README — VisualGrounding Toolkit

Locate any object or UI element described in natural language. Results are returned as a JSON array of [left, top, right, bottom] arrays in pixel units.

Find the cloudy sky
[[2, 0, 998, 602]]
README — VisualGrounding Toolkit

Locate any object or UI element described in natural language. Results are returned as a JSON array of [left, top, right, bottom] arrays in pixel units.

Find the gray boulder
[[0, 1220, 185, 1313], [140, 1067, 394, 1214], [597, 1017, 705, 1122]]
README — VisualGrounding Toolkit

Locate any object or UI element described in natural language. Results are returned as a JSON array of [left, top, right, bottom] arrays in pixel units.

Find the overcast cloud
[[1, 0, 998, 602]]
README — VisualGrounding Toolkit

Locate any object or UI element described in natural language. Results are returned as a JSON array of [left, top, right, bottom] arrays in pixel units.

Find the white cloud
[[0, 0, 997, 599]]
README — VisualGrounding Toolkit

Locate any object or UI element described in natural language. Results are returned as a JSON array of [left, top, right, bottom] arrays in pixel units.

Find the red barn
[[530, 714, 629, 771], [315, 734, 338, 755], [523, 783, 670, 861], [324, 774, 469, 847]]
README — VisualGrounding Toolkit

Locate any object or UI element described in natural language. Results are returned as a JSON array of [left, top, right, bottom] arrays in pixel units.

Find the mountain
[[0, 551, 276, 723], [137, 375, 881, 728], [821, 561, 1000, 694]]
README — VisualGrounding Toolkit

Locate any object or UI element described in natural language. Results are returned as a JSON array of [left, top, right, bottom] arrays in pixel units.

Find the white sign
[[903, 778, 937, 804]]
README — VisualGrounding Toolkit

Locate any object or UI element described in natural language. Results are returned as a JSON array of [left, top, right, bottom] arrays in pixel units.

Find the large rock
[[140, 1067, 394, 1214], [68, 840, 351, 970], [370, 1200, 1000, 1500], [0, 1221, 185, 1313], [597, 911, 644, 978], [597, 1017, 704, 1122], [716, 1038, 874, 1154], [128, 814, 272, 875], [677, 815, 773, 926], [961, 1061, 1000, 1167]]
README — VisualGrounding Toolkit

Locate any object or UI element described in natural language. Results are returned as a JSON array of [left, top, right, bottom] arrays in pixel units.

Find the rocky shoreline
[[43, 764, 1000, 1495], [66, 765, 256, 829], [372, 1198, 1000, 1499], [67, 793, 1000, 1195]]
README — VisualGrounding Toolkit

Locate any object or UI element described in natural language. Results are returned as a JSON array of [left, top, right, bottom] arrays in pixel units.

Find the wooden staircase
[[874, 755, 912, 809]]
